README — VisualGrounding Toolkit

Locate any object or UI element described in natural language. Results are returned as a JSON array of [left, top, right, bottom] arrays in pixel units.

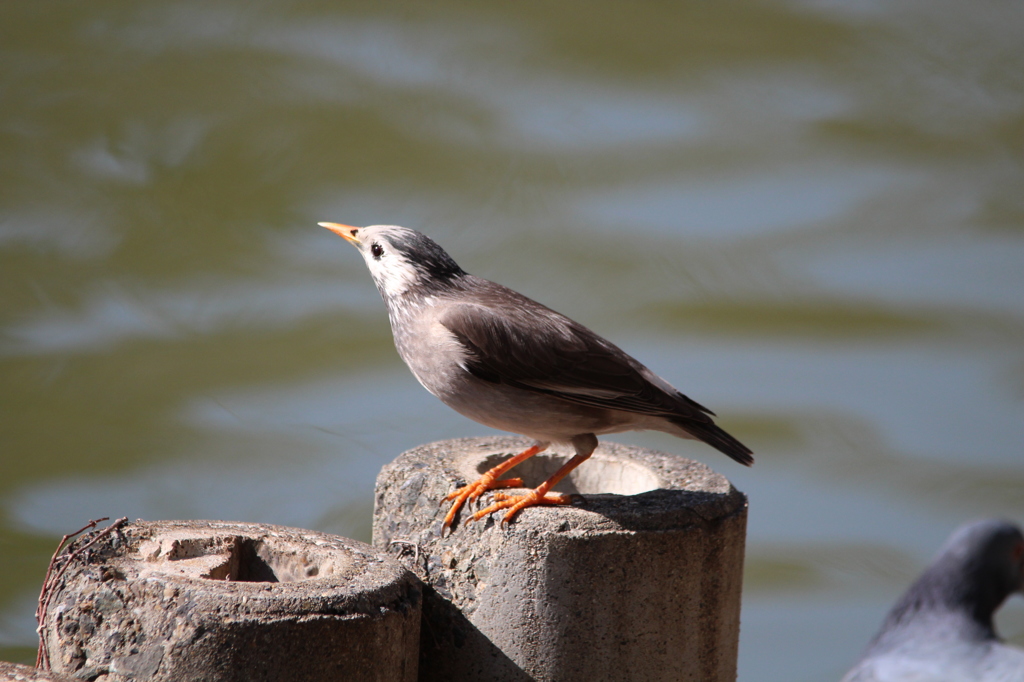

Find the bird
[[321, 222, 753, 532], [842, 519, 1024, 682]]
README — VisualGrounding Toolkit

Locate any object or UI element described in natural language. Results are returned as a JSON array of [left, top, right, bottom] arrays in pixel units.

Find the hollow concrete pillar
[[373, 436, 748, 682], [38, 520, 421, 682]]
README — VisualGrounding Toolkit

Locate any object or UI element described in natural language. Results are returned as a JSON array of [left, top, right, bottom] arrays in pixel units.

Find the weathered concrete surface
[[0, 661, 80, 682], [39, 520, 421, 682], [373, 436, 748, 682]]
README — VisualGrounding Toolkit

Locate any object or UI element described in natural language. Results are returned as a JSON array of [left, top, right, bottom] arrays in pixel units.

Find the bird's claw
[[468, 490, 574, 526], [441, 477, 525, 532]]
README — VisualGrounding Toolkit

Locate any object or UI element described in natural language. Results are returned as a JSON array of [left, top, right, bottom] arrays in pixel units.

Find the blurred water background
[[2, 2, 1023, 679]]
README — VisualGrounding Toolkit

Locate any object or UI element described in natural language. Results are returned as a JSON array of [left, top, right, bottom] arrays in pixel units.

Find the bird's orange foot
[[439, 443, 548, 534], [469, 489, 574, 526], [442, 475, 524, 533]]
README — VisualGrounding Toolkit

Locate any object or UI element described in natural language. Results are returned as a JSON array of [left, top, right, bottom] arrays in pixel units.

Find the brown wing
[[440, 278, 714, 421]]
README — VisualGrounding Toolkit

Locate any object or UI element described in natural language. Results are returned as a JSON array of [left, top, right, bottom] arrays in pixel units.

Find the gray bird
[[321, 222, 753, 530], [842, 519, 1024, 682]]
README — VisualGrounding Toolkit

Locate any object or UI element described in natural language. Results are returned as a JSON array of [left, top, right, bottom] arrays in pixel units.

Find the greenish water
[[2, 2, 1023, 679]]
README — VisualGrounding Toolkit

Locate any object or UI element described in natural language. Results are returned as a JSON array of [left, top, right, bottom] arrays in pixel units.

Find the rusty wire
[[35, 516, 129, 670]]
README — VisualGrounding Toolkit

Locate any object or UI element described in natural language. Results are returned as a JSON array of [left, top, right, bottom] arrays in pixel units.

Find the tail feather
[[670, 417, 754, 467]]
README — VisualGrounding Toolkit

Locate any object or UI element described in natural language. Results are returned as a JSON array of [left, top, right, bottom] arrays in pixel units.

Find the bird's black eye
[[371, 242, 384, 260]]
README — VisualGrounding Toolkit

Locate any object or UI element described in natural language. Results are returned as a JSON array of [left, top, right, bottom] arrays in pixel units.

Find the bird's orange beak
[[319, 222, 361, 244]]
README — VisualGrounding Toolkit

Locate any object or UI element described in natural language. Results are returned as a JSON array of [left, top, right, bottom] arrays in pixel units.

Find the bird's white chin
[[365, 262, 418, 299]]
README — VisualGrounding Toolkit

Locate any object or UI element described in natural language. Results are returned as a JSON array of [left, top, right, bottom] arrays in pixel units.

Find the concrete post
[[38, 520, 421, 682], [373, 436, 748, 682], [0, 661, 81, 682]]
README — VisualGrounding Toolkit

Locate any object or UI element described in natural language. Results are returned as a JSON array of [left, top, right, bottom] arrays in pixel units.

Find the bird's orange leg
[[442, 443, 548, 532], [471, 450, 593, 526]]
